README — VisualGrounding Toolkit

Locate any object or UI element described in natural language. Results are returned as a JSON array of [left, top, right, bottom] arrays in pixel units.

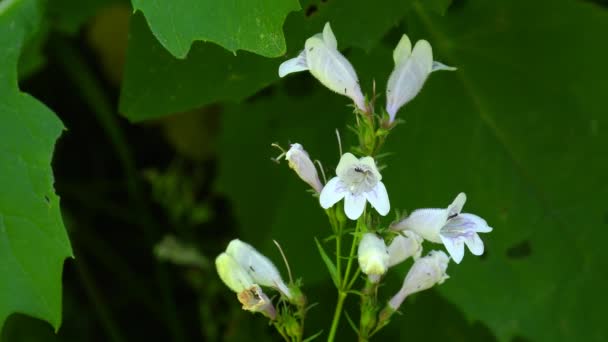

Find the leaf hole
[[305, 4, 318, 17], [506, 240, 532, 259]]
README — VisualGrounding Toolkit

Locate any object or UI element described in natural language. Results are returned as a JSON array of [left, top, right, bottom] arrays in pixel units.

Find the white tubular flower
[[215, 252, 255, 293], [285, 143, 323, 193], [392, 193, 493, 264], [387, 231, 423, 267], [279, 22, 367, 112], [237, 284, 276, 319], [388, 250, 449, 310], [385, 34, 456, 123], [226, 239, 292, 298], [319, 153, 390, 220], [358, 233, 389, 281]]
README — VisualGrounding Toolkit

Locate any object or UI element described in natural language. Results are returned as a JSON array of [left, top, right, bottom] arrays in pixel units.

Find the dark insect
[[354, 167, 365, 173]]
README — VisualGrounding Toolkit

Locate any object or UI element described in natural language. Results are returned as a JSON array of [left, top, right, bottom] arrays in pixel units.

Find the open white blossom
[[319, 153, 390, 220], [387, 231, 423, 267], [279, 22, 367, 112], [392, 193, 492, 264], [388, 250, 449, 310], [385, 34, 456, 123], [285, 143, 323, 193], [358, 233, 389, 281], [226, 239, 292, 298]]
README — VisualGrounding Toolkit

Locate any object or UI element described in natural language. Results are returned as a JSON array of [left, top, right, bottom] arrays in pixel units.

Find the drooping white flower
[[216, 253, 276, 318], [387, 231, 423, 267], [392, 193, 493, 263], [385, 34, 456, 123], [285, 143, 323, 193], [388, 250, 449, 310], [358, 233, 389, 281], [279, 22, 367, 112], [226, 239, 292, 298], [319, 153, 390, 220]]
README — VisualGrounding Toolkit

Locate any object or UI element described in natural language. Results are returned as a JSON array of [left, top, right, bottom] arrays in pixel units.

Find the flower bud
[[215, 252, 255, 293], [285, 143, 323, 193], [237, 284, 276, 320], [388, 250, 449, 310], [226, 239, 292, 298], [387, 231, 423, 267], [357, 233, 389, 280]]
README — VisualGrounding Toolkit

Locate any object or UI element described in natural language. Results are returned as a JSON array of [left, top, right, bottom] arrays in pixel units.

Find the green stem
[[335, 224, 342, 282], [328, 214, 364, 341], [327, 291, 347, 342]]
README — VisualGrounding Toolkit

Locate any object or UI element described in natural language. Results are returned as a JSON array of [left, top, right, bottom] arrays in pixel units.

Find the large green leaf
[[399, 1, 608, 341], [119, 0, 443, 121], [0, 0, 72, 332], [216, 0, 608, 341], [131, 0, 300, 59]]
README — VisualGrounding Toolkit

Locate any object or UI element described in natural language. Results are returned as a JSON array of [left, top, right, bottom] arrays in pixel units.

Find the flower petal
[[358, 156, 382, 181], [447, 192, 467, 217], [460, 213, 493, 233], [432, 61, 457, 72], [215, 253, 254, 293], [392, 208, 446, 243], [365, 181, 390, 216], [388, 231, 423, 267], [322, 22, 338, 49], [278, 50, 309, 77], [319, 177, 347, 209], [440, 234, 465, 264], [410, 40, 434, 73], [335, 153, 359, 179], [393, 34, 412, 65], [344, 192, 366, 220], [464, 233, 484, 255]]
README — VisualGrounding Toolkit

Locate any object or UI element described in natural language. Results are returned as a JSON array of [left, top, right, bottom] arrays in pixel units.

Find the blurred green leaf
[[120, 0, 431, 121], [397, 1, 608, 341], [47, 0, 124, 34], [216, 0, 608, 341], [0, 0, 72, 332], [131, 0, 300, 59]]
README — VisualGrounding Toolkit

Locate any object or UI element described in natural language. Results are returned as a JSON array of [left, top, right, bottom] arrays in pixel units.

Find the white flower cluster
[[216, 23, 493, 321]]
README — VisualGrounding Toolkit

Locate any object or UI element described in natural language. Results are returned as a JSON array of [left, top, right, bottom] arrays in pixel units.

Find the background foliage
[[0, 0, 607, 341]]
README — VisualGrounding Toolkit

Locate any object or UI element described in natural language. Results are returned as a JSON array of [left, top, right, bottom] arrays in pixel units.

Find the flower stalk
[[215, 22, 492, 342]]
